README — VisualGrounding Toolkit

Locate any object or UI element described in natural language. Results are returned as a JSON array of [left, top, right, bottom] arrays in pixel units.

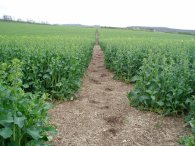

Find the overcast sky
[[0, 0, 195, 29]]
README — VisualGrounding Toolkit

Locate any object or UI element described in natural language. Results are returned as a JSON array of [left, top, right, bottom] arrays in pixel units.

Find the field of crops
[[0, 21, 95, 145], [100, 28, 195, 145], [0, 21, 96, 99], [1, 20, 195, 145]]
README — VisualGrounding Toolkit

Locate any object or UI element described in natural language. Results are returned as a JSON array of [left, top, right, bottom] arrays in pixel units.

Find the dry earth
[[49, 44, 188, 146]]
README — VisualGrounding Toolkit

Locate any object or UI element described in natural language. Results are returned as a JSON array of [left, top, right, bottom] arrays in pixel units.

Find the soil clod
[[89, 100, 100, 104], [104, 116, 123, 125], [105, 87, 113, 91]]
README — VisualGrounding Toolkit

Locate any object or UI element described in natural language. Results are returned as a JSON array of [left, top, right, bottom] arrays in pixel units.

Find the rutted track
[[49, 44, 188, 146]]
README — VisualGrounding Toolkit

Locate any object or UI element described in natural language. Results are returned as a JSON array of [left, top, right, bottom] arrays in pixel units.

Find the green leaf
[[139, 95, 149, 102], [128, 91, 137, 98], [157, 101, 164, 106], [190, 120, 195, 128], [14, 116, 26, 128], [151, 96, 156, 101], [0, 112, 14, 125], [27, 127, 41, 140], [43, 74, 50, 79], [43, 103, 52, 111], [26, 140, 45, 146], [0, 127, 12, 139], [146, 89, 152, 95], [192, 127, 195, 134], [56, 82, 62, 87], [131, 75, 139, 82], [44, 126, 57, 135], [22, 84, 29, 89]]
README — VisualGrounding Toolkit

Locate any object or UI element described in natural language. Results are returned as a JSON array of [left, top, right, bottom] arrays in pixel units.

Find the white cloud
[[0, 0, 195, 29]]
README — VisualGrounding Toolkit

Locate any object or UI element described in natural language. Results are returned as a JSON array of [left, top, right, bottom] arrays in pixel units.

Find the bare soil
[[49, 45, 188, 146]]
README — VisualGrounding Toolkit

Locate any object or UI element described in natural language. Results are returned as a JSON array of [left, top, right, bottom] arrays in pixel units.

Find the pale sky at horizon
[[1, 0, 195, 30]]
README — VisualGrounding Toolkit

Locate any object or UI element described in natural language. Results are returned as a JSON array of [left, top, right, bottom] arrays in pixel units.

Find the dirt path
[[49, 44, 188, 146]]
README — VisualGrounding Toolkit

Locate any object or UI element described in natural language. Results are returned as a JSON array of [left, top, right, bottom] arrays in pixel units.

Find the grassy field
[[0, 21, 95, 145], [100, 28, 195, 145]]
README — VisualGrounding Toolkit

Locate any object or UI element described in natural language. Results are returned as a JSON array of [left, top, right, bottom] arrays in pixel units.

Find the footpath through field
[[49, 36, 188, 146]]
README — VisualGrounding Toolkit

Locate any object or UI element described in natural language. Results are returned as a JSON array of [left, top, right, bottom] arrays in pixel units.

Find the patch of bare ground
[[49, 45, 189, 146]]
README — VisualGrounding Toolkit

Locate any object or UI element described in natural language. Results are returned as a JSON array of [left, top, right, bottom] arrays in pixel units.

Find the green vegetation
[[0, 21, 95, 99], [100, 28, 195, 145], [0, 21, 95, 145], [1, 20, 195, 145], [0, 59, 56, 146]]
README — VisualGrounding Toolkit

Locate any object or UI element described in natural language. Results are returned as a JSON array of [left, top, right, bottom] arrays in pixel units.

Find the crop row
[[0, 32, 95, 99], [100, 28, 195, 145], [0, 21, 95, 145]]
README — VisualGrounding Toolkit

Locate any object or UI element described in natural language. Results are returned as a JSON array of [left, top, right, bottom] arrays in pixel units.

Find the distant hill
[[53, 24, 100, 28], [127, 26, 195, 35], [61, 24, 90, 27]]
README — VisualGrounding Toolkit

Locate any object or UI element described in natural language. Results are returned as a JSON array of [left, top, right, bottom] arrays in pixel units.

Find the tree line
[[1, 15, 48, 24]]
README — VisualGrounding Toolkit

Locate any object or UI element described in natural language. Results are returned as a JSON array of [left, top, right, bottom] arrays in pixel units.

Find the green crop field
[[0, 20, 95, 99], [0, 20, 95, 145], [100, 28, 195, 145], [0, 20, 195, 145]]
